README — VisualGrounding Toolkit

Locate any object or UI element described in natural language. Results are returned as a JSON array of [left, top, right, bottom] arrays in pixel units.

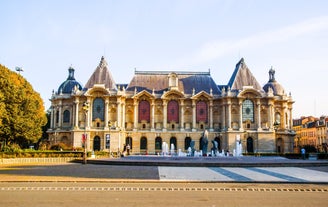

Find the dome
[[263, 67, 285, 96], [57, 67, 83, 94]]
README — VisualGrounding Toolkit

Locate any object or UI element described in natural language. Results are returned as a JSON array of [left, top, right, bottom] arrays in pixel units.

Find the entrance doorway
[[247, 137, 254, 153], [93, 136, 101, 151]]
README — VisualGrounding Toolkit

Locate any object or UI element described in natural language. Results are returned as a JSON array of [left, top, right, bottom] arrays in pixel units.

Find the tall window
[[92, 98, 105, 121], [167, 100, 179, 122], [63, 110, 70, 123], [196, 101, 208, 123], [139, 100, 150, 122], [242, 99, 254, 122]]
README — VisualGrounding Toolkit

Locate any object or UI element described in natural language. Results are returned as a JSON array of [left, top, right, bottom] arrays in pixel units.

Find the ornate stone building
[[48, 57, 295, 154]]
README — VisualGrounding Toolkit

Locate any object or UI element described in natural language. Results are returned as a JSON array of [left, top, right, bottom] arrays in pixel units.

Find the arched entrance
[[93, 136, 101, 151], [125, 137, 133, 149], [276, 138, 284, 154], [247, 137, 254, 153], [140, 137, 147, 154], [170, 137, 177, 151], [184, 137, 191, 150], [214, 137, 221, 152], [155, 137, 162, 154]]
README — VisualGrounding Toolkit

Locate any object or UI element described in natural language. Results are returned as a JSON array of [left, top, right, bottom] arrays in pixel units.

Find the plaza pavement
[[1, 156, 328, 183]]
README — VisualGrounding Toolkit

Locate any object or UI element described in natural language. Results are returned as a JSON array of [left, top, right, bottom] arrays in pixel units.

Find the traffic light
[[82, 102, 89, 111]]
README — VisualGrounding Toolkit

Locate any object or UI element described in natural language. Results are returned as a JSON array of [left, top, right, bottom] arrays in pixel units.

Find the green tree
[[0, 64, 47, 148]]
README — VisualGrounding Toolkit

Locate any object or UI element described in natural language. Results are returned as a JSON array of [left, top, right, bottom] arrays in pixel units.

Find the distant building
[[293, 116, 328, 152], [47, 57, 295, 154]]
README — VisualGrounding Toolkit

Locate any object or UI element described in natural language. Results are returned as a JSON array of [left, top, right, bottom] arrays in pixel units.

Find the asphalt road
[[0, 182, 327, 207]]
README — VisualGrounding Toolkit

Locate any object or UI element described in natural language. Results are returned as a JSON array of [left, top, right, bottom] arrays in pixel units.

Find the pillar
[[192, 100, 196, 131], [180, 100, 185, 131], [209, 100, 213, 131], [74, 99, 79, 129], [163, 100, 167, 131], [257, 99, 262, 131], [239, 100, 243, 131], [133, 100, 138, 130], [151, 100, 155, 131], [227, 100, 232, 130]]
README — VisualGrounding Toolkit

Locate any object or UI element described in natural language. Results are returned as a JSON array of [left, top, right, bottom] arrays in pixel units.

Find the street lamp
[[82, 102, 89, 164]]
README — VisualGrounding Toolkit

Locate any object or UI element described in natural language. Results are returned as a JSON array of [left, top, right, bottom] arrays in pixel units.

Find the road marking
[[158, 166, 233, 181], [0, 186, 327, 192]]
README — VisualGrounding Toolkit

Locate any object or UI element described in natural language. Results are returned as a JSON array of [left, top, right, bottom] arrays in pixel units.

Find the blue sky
[[1, 0, 328, 118]]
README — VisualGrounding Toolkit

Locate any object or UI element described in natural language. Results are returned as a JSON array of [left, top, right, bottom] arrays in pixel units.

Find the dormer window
[[168, 72, 178, 90]]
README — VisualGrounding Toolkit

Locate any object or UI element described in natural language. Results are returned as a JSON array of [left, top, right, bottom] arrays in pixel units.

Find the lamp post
[[82, 102, 89, 164]]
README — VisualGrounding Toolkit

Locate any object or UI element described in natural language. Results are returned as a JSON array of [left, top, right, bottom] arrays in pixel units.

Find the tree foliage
[[0, 64, 47, 148]]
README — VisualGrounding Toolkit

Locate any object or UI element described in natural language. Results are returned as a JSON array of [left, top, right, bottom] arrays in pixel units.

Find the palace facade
[[48, 57, 295, 154]]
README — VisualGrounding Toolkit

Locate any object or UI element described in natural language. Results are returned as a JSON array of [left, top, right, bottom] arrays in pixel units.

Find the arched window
[[167, 100, 179, 122], [92, 98, 105, 121], [139, 100, 150, 122], [196, 101, 208, 123], [63, 110, 70, 123], [184, 137, 192, 150], [242, 99, 254, 122], [155, 137, 162, 151], [140, 137, 147, 150]]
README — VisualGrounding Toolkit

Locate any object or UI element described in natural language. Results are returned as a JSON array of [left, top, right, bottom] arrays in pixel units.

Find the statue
[[201, 130, 209, 156]]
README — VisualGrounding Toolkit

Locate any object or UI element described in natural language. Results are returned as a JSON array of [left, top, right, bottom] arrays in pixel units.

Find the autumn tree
[[0, 64, 47, 148]]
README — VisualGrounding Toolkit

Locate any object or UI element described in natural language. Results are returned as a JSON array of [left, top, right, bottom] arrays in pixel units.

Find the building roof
[[227, 58, 262, 91], [126, 71, 221, 95], [57, 67, 82, 94], [263, 67, 285, 96], [84, 56, 117, 90]]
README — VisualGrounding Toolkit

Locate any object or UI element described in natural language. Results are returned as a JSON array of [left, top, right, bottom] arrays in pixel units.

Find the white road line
[[257, 167, 328, 182], [158, 167, 234, 181], [222, 167, 287, 182]]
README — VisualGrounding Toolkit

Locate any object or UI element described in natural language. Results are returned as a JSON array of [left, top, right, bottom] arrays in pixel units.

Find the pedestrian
[[127, 144, 130, 155], [301, 148, 306, 160]]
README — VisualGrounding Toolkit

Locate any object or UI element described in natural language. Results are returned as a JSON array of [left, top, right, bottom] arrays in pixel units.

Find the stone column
[[257, 100, 262, 131], [180, 99, 185, 131], [151, 100, 155, 131], [227, 100, 232, 130], [221, 103, 226, 130], [282, 104, 287, 129], [58, 101, 62, 128], [117, 99, 121, 129], [104, 99, 109, 130], [163, 100, 167, 131], [50, 105, 55, 129], [74, 99, 79, 129], [122, 101, 126, 129], [268, 102, 273, 130], [192, 100, 196, 131], [133, 100, 138, 130], [289, 108, 293, 129], [239, 100, 244, 131], [209, 100, 213, 131], [86, 98, 91, 129]]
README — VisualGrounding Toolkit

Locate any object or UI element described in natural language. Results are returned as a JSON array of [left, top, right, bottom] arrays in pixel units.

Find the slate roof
[[84, 56, 117, 90], [263, 67, 285, 96], [227, 58, 262, 91], [126, 71, 221, 95], [57, 67, 83, 94]]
